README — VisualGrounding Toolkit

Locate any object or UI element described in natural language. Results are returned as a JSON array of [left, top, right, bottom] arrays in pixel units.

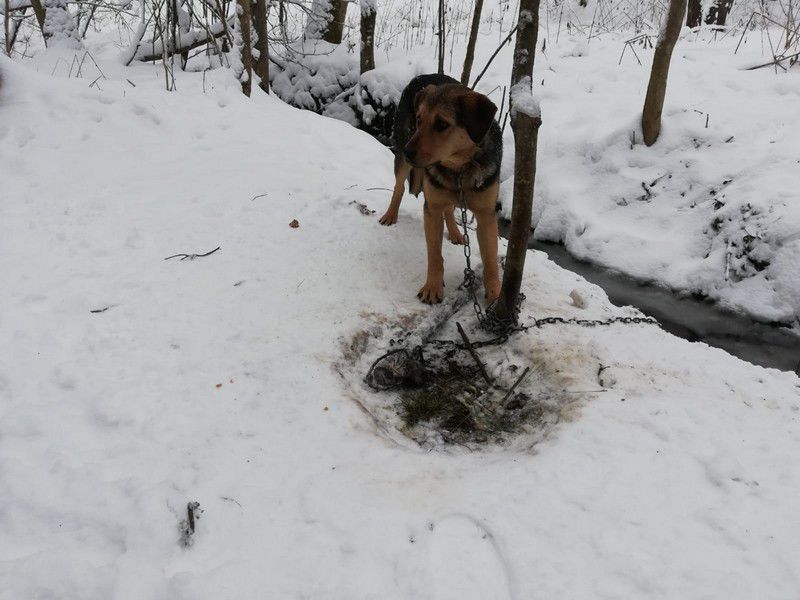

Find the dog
[[380, 73, 503, 304]]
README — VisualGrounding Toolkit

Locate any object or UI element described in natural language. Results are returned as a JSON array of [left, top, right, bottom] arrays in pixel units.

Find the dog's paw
[[379, 210, 398, 226], [418, 280, 445, 304], [448, 230, 467, 245], [484, 276, 501, 303]]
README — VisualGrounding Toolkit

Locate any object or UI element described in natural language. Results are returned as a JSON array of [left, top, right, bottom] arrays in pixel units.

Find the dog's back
[[392, 73, 460, 154]]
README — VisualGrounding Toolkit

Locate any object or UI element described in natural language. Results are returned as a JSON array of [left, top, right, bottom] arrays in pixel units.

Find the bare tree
[[305, 0, 347, 43], [4, 0, 10, 55], [706, 0, 733, 25], [253, 0, 269, 92], [686, 0, 702, 27], [461, 0, 483, 84], [234, 0, 252, 96], [436, 0, 444, 74], [29, 0, 48, 35], [492, 0, 542, 324], [40, 0, 82, 47], [641, 0, 687, 146], [360, 0, 376, 73]]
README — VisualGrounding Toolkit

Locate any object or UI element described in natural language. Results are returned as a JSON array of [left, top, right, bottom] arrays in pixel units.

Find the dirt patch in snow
[[336, 307, 597, 451]]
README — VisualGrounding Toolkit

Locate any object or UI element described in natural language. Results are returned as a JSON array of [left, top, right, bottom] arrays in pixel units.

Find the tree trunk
[[253, 0, 269, 92], [324, 0, 346, 44], [437, 0, 445, 74], [28, 0, 46, 32], [641, 0, 687, 146], [235, 0, 252, 96], [305, 0, 347, 43], [460, 0, 483, 85], [493, 0, 542, 324], [35, 0, 81, 48], [686, 0, 702, 27], [4, 0, 10, 55], [360, 0, 376, 74], [705, 0, 733, 25]]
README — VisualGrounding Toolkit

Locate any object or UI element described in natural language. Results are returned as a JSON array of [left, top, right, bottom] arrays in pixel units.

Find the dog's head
[[403, 83, 497, 168]]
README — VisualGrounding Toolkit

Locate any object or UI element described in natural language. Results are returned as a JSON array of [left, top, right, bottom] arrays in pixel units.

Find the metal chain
[[456, 176, 488, 327], [454, 176, 659, 335], [529, 315, 659, 328]]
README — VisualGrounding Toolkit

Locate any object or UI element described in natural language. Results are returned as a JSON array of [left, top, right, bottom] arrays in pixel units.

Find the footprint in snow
[[427, 514, 513, 600]]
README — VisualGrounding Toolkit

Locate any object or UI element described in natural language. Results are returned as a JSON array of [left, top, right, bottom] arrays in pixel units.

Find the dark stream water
[[498, 224, 800, 374]]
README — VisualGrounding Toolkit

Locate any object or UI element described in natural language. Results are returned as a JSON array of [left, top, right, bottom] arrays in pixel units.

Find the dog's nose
[[403, 147, 417, 163]]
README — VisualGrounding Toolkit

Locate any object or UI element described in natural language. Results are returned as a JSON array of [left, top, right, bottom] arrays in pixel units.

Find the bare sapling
[[360, 0, 376, 74], [461, 0, 484, 84], [492, 0, 542, 324], [253, 0, 269, 92], [641, 0, 687, 146], [234, 0, 252, 96]]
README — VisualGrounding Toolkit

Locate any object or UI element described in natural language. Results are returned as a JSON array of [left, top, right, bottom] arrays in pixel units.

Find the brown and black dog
[[380, 74, 503, 304]]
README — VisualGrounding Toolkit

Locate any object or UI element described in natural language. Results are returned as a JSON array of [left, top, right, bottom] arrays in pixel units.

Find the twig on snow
[[164, 246, 221, 261], [90, 305, 115, 314]]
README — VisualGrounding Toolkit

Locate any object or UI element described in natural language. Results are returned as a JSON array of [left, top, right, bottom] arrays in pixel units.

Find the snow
[[509, 76, 540, 118], [2, 6, 800, 598]]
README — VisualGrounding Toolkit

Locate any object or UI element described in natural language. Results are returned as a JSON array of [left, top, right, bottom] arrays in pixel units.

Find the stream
[[498, 224, 800, 374]]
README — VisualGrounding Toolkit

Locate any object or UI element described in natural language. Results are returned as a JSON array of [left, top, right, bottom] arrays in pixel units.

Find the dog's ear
[[456, 91, 498, 144], [414, 85, 435, 112]]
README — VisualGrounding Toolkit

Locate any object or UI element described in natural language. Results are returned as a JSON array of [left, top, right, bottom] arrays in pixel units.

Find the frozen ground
[[2, 45, 800, 599]]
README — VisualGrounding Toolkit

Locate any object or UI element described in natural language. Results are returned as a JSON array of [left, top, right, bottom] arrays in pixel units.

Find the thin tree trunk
[[360, 0, 376, 73], [705, 0, 733, 25], [323, 0, 346, 44], [37, 0, 81, 47], [4, 0, 10, 55], [253, 0, 269, 92], [686, 0, 702, 27], [235, 0, 252, 96], [461, 0, 483, 84], [641, 0, 687, 146], [493, 0, 542, 324], [305, 0, 346, 43], [78, 1, 98, 38], [437, 0, 445, 74], [28, 0, 46, 36]]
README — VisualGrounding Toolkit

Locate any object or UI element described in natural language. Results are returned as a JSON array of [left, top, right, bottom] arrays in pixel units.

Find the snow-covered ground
[[2, 41, 800, 599]]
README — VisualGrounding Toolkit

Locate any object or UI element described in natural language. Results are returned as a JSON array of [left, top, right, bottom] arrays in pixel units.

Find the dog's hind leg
[[379, 154, 411, 226]]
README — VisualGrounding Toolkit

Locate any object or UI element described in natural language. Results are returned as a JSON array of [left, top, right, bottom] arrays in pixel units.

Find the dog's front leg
[[418, 199, 447, 304]]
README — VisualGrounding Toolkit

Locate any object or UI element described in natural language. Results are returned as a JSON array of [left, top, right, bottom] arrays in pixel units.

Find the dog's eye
[[434, 119, 450, 132]]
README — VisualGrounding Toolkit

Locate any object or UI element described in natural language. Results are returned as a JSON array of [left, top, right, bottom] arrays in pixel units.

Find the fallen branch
[[744, 52, 800, 71], [164, 246, 221, 261], [133, 18, 232, 63], [456, 322, 493, 385], [500, 366, 530, 407]]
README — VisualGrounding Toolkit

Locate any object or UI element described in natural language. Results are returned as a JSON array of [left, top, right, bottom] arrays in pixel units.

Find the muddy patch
[[336, 299, 600, 451]]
